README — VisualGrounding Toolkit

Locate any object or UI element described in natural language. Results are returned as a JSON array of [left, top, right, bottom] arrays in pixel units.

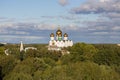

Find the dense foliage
[[0, 43, 120, 80]]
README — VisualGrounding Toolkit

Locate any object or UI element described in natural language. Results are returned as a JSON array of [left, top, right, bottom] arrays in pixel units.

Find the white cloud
[[0, 35, 44, 43], [69, 0, 120, 40], [93, 32, 109, 35], [0, 16, 119, 43], [112, 26, 120, 31], [99, 0, 110, 3], [41, 15, 80, 20], [0, 30, 29, 35], [0, 35, 43, 39], [63, 24, 79, 31], [58, 0, 68, 6], [36, 24, 57, 30], [71, 0, 120, 14]]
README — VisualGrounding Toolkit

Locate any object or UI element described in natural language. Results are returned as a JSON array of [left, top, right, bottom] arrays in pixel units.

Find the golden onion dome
[[56, 28, 62, 36], [50, 33, 54, 37], [64, 33, 68, 37], [58, 34, 62, 37]]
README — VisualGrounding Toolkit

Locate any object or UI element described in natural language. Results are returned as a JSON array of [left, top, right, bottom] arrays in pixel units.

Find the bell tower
[[20, 41, 24, 52]]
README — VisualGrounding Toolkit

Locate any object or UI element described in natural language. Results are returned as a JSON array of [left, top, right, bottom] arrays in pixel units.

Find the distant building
[[0, 42, 7, 45], [117, 44, 120, 46], [20, 41, 24, 52], [25, 47, 37, 52], [48, 28, 73, 51], [4, 49, 11, 56], [20, 41, 37, 52]]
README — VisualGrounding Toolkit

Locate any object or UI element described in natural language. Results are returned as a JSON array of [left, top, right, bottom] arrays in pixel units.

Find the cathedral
[[48, 28, 73, 51]]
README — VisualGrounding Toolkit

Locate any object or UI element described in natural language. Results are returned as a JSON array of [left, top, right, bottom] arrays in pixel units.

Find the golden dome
[[64, 33, 68, 37], [50, 33, 54, 37], [56, 28, 62, 36], [58, 34, 62, 37]]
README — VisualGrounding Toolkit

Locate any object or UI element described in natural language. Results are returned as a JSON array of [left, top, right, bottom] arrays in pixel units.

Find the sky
[[0, 0, 120, 44]]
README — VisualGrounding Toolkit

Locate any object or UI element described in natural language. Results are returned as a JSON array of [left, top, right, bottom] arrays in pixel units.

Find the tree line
[[0, 43, 120, 80]]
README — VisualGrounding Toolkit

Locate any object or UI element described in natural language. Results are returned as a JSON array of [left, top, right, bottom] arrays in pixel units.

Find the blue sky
[[0, 0, 120, 43]]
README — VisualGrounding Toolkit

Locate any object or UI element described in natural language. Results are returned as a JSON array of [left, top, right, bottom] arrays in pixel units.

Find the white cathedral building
[[48, 28, 73, 51]]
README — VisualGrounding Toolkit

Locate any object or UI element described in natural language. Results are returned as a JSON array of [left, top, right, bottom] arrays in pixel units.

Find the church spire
[[20, 41, 24, 52]]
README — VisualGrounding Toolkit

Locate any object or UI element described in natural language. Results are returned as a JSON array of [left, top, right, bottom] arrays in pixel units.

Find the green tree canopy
[[69, 43, 98, 61]]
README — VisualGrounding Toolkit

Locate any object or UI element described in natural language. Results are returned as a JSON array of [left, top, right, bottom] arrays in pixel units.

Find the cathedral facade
[[48, 28, 73, 51]]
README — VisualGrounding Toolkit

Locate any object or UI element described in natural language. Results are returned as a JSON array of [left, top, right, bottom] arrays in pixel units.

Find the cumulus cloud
[[71, 0, 120, 14], [0, 14, 120, 43], [0, 20, 80, 43], [0, 21, 80, 36], [41, 15, 80, 20], [35, 24, 57, 30], [0, 17, 6, 19], [58, 0, 68, 6], [69, 0, 120, 40], [102, 12, 120, 20], [0, 17, 15, 22], [0, 30, 29, 35], [62, 24, 79, 31], [82, 20, 120, 37], [0, 35, 44, 43], [0, 35, 43, 39]]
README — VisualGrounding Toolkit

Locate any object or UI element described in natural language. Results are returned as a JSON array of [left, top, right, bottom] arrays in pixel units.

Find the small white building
[[25, 47, 37, 52], [20, 41, 37, 52], [48, 28, 73, 51], [117, 44, 120, 46]]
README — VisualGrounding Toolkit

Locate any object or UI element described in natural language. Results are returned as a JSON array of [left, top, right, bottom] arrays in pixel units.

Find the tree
[[43, 58, 56, 67], [0, 47, 5, 55], [100, 65, 120, 80], [3, 72, 33, 80], [0, 66, 2, 80], [25, 49, 38, 58], [0, 44, 4, 47], [0, 55, 17, 80], [20, 51, 25, 61], [69, 43, 98, 61], [93, 44, 120, 66], [13, 64, 32, 74]]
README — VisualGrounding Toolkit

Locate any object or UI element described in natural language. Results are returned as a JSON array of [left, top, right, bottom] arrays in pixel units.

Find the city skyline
[[0, 0, 120, 43]]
